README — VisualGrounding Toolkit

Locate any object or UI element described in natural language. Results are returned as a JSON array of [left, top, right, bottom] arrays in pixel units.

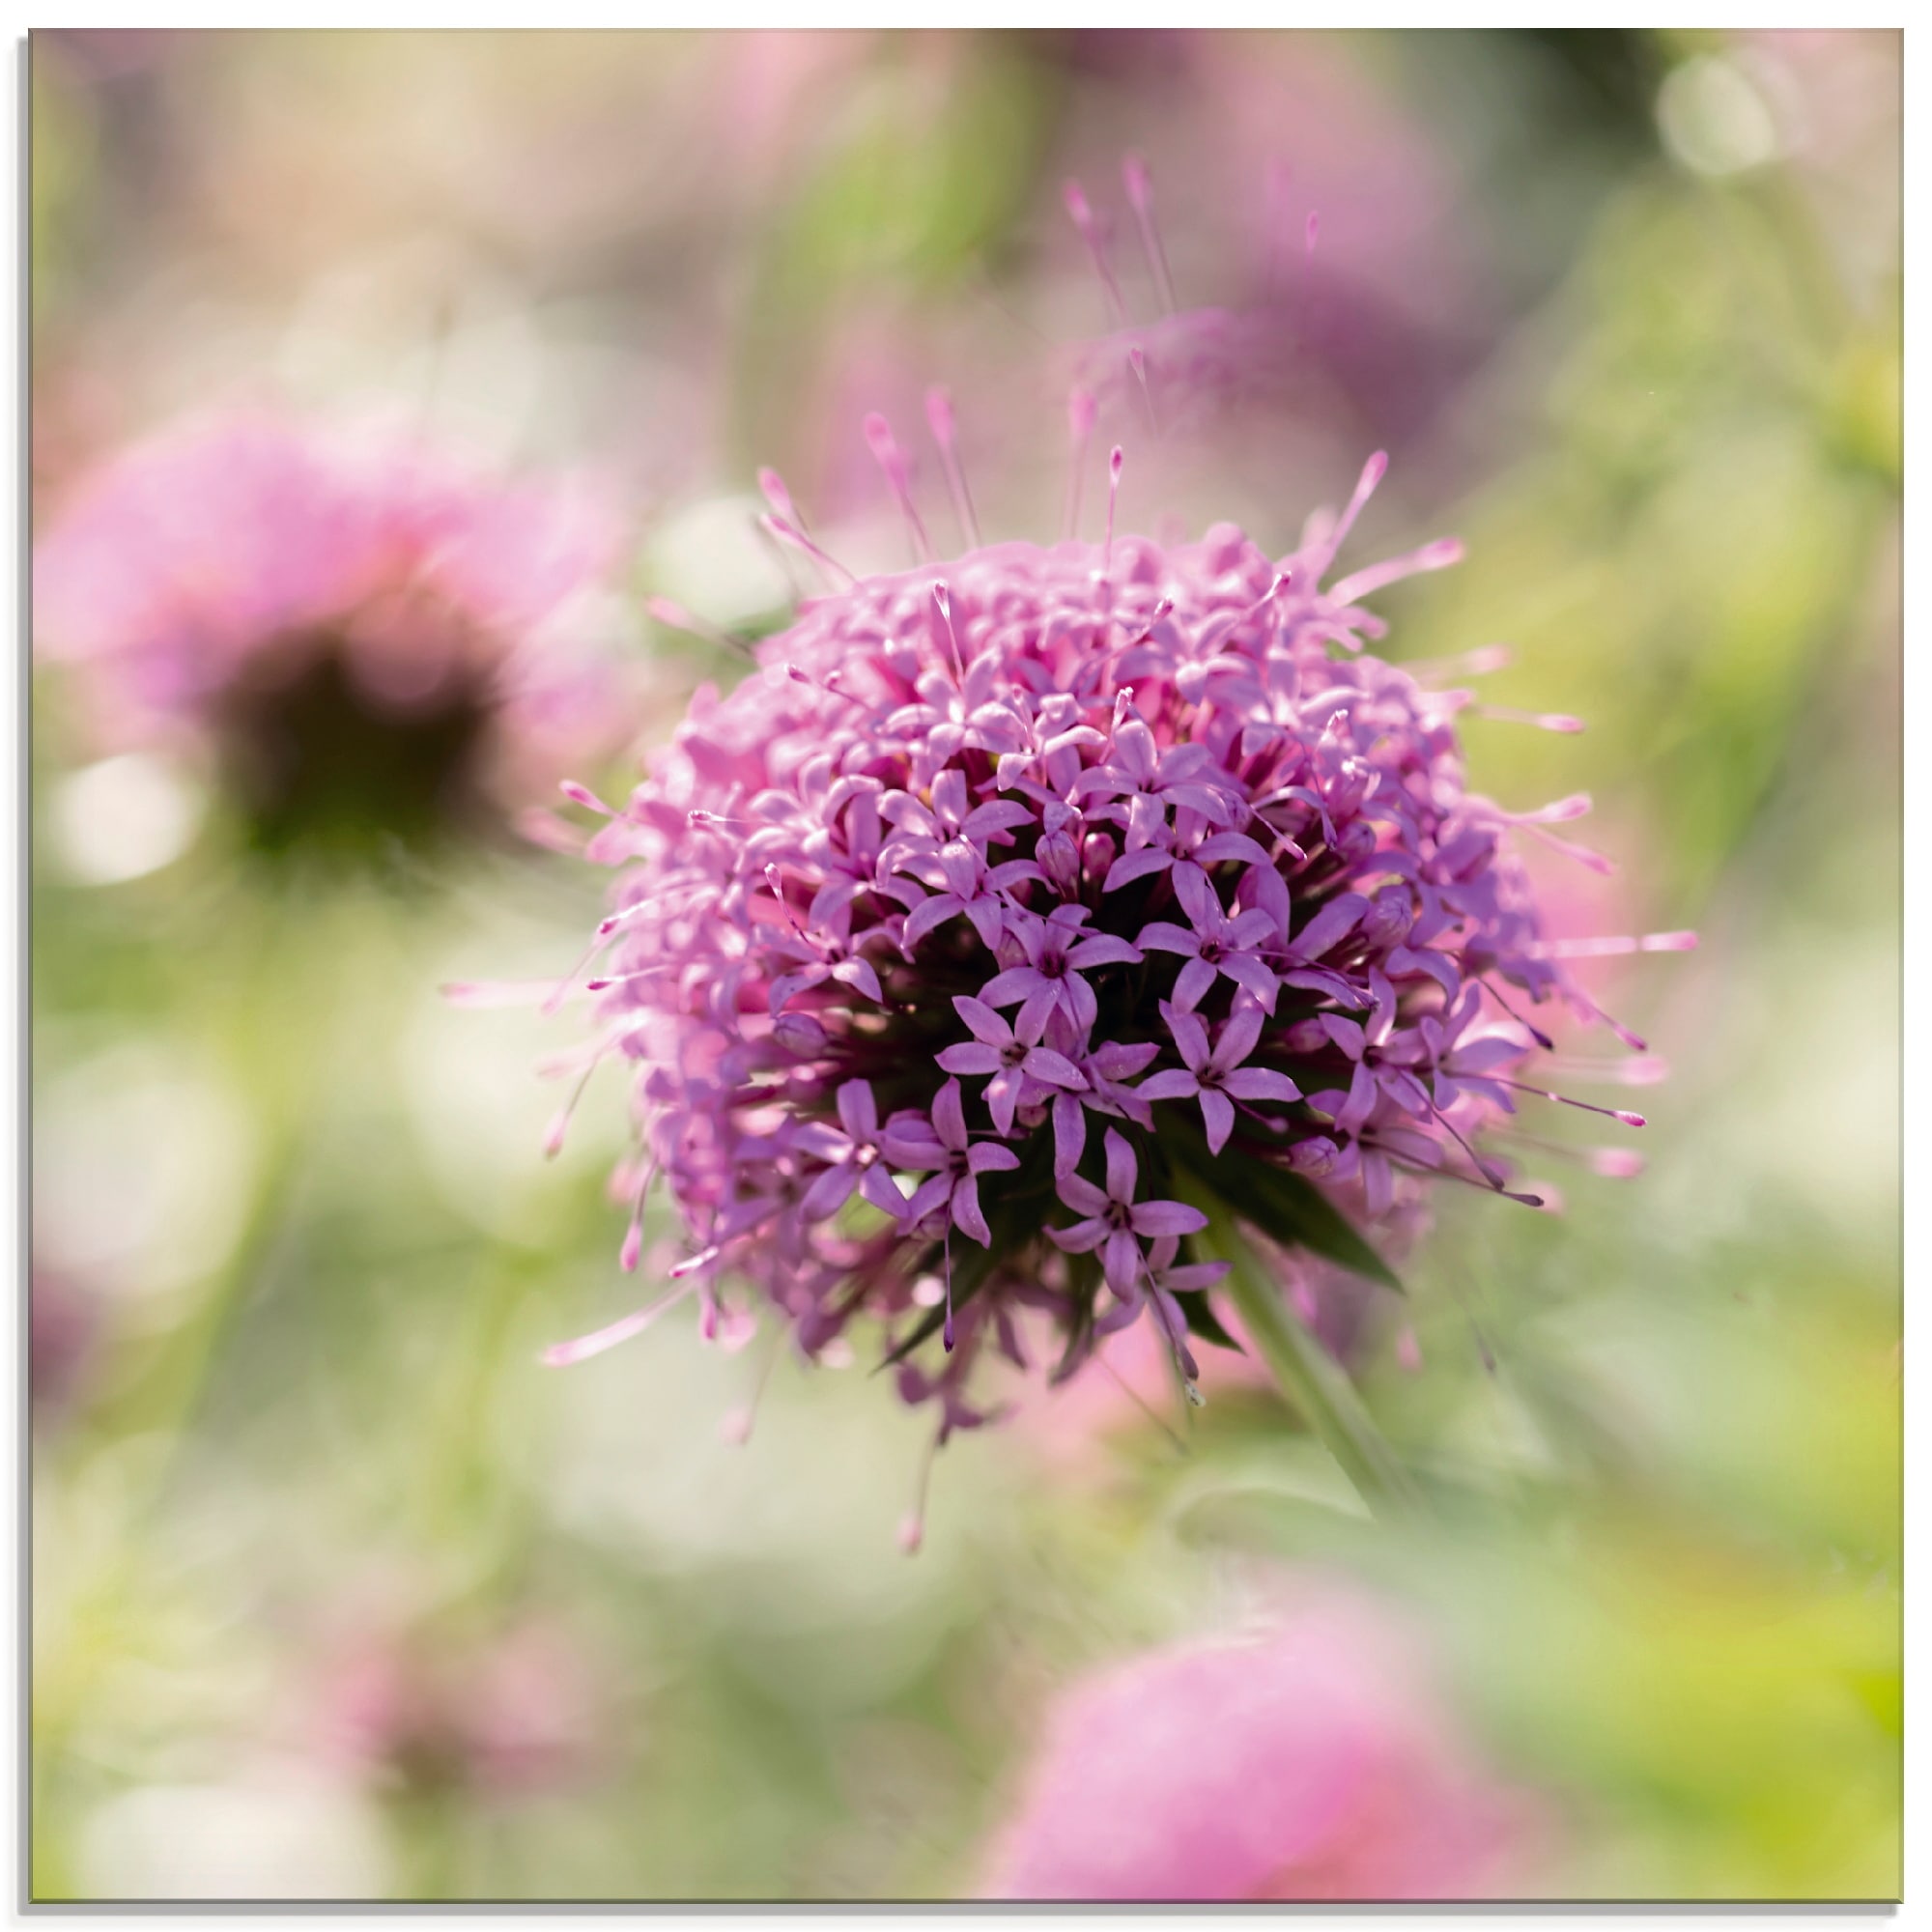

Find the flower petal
[[978, 966, 1041, 1009], [1171, 861, 1218, 934], [1065, 933, 1144, 970], [1103, 846, 1173, 892], [1158, 1000, 1210, 1070], [1194, 832, 1273, 868], [831, 955, 883, 1003], [967, 1141, 1023, 1174], [1066, 976, 1099, 1035], [951, 995, 1013, 1047], [937, 1041, 1004, 1076], [952, 1176, 992, 1246], [1222, 1067, 1302, 1104], [1174, 955, 1218, 1010], [1292, 892, 1370, 962], [1022, 1047, 1088, 1090], [1046, 1215, 1108, 1254], [1056, 1172, 1109, 1216], [1018, 982, 1062, 1046], [1136, 1069, 1201, 1102], [881, 1125, 947, 1168], [801, 1158, 862, 1220], [836, 1079, 878, 1141], [1215, 1003, 1265, 1067], [932, 1078, 969, 1151], [1159, 1260, 1232, 1293], [1102, 1228, 1144, 1295], [1135, 922, 1199, 957], [984, 1066, 1021, 1136], [859, 1165, 911, 1218], [1128, 1199, 1208, 1237], [900, 894, 960, 949], [1052, 1091, 1089, 1177], [903, 1174, 953, 1223], [1220, 952, 1280, 1010]]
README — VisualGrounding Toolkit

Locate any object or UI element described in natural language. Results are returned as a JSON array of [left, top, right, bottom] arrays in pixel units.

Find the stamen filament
[[759, 512, 857, 588], [1104, 446, 1124, 572], [1493, 1076, 1646, 1126], [1478, 976, 1554, 1050], [1064, 179, 1131, 327], [541, 1279, 696, 1367], [1532, 931, 1699, 959], [1121, 153, 1178, 313], [644, 595, 756, 660], [924, 386, 981, 549], [863, 412, 934, 563]]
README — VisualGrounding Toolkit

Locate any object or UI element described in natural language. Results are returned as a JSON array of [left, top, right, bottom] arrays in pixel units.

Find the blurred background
[[29, 29, 1899, 1902]]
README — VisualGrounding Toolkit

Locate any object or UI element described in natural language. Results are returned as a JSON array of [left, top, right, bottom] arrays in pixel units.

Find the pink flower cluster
[[34, 410, 632, 847], [544, 440, 1672, 1454], [979, 1587, 1547, 1900]]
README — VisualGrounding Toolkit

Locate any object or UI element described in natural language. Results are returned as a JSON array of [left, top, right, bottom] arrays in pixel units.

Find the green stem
[[1179, 1177, 1425, 1521]]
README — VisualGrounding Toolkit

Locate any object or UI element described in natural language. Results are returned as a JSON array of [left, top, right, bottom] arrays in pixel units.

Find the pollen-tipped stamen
[[1121, 153, 1178, 313], [1406, 642, 1514, 683], [541, 1278, 696, 1368], [933, 582, 966, 683], [924, 387, 981, 550], [759, 511, 858, 588], [1531, 930, 1699, 959], [1064, 178, 1132, 328], [1492, 1128, 1647, 1179], [1477, 976, 1555, 1051], [1493, 1077, 1646, 1127], [1329, 537, 1464, 606], [618, 1155, 660, 1273], [864, 412, 935, 564], [1539, 1052, 1670, 1087], [1104, 446, 1124, 572]]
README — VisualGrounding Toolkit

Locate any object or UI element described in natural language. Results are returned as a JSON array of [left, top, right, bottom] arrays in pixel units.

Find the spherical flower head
[[978, 1587, 1546, 1899], [34, 410, 633, 866], [538, 425, 1677, 1496]]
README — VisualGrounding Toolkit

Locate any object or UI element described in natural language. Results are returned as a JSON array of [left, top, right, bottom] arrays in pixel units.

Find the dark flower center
[[213, 625, 497, 867]]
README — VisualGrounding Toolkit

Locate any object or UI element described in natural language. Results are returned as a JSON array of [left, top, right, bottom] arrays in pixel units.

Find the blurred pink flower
[[1056, 43, 1494, 453], [34, 410, 637, 854], [30, 1264, 100, 1426], [309, 1609, 601, 1804], [980, 1588, 1545, 1900]]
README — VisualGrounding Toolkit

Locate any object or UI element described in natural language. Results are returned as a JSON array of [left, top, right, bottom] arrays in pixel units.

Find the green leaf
[[1163, 1116, 1403, 1293], [1175, 1171, 1425, 1522], [1173, 1288, 1244, 1354]]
